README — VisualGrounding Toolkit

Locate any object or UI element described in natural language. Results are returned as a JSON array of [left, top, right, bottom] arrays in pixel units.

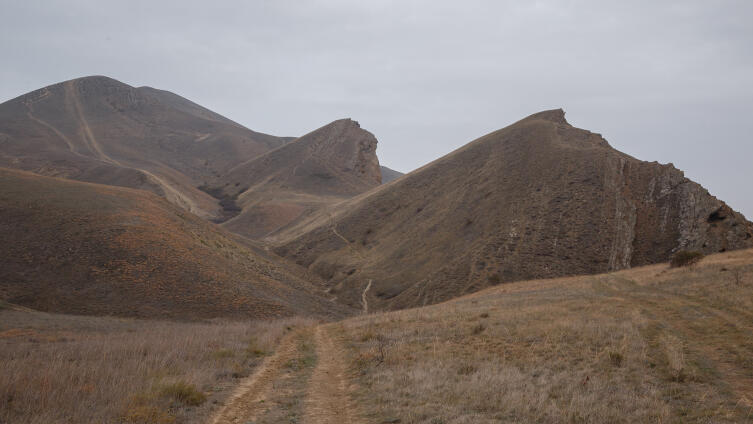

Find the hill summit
[[0, 76, 291, 219], [276, 109, 753, 310], [210, 118, 382, 238]]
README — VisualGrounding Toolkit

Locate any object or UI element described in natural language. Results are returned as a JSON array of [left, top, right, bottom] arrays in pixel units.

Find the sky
[[1, 0, 752, 217]]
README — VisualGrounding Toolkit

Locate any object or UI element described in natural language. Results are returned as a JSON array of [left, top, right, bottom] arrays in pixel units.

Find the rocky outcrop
[[275, 109, 753, 311]]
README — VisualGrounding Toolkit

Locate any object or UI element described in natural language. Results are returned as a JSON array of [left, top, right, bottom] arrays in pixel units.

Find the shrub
[[457, 364, 478, 375], [471, 323, 486, 335], [670, 250, 704, 268], [359, 330, 386, 342], [211, 349, 234, 359], [157, 382, 206, 406], [608, 351, 624, 367]]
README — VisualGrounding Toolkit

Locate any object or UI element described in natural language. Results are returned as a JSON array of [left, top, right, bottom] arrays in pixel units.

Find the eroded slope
[[276, 109, 753, 310], [0, 168, 352, 319]]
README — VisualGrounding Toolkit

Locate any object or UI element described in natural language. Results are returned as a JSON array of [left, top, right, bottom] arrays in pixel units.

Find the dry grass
[[337, 248, 753, 423], [0, 308, 315, 424]]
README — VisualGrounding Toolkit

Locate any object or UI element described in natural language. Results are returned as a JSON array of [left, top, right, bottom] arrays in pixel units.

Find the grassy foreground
[[338, 248, 753, 423], [0, 308, 314, 424], [2, 249, 752, 423]]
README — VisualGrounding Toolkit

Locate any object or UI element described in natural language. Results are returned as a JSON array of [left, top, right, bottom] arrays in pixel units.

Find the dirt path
[[303, 325, 363, 424], [65, 81, 120, 166], [62, 80, 202, 215], [362, 280, 372, 314], [209, 325, 362, 424], [210, 332, 302, 424]]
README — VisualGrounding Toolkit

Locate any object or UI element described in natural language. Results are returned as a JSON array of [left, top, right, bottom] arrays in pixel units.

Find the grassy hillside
[[213, 118, 381, 239], [276, 110, 753, 311], [0, 305, 313, 424], [0, 76, 291, 218], [332, 248, 753, 423], [0, 167, 352, 319]]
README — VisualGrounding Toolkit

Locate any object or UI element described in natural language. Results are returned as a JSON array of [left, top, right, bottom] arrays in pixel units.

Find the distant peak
[[330, 118, 360, 128], [66, 75, 129, 86], [525, 108, 568, 125]]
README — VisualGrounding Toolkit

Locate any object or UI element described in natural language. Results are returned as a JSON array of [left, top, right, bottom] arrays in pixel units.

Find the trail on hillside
[[362, 279, 372, 314], [65, 81, 119, 166], [210, 332, 301, 424], [329, 216, 374, 312], [303, 326, 363, 424], [25, 110, 80, 155], [63, 80, 202, 215]]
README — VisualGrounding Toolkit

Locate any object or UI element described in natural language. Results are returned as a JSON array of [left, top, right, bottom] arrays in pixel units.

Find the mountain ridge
[[209, 118, 382, 239], [0, 75, 292, 219], [274, 109, 753, 310]]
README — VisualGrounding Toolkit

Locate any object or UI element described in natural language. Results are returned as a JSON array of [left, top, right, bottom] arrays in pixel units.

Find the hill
[[11, 249, 747, 423], [380, 165, 403, 183], [209, 118, 382, 239], [336, 248, 753, 423], [0, 76, 292, 219], [275, 109, 753, 310], [0, 167, 352, 319]]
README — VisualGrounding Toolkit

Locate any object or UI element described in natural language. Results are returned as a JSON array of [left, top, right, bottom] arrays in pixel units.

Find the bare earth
[[211, 332, 302, 424], [211, 325, 363, 424]]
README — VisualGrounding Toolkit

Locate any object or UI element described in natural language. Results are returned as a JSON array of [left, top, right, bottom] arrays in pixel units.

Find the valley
[[1, 76, 752, 423]]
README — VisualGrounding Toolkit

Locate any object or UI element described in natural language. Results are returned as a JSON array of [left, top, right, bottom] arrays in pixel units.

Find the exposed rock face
[[212, 118, 382, 239], [276, 109, 753, 311]]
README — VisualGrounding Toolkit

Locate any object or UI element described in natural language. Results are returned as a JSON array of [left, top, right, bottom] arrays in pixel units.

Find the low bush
[[158, 382, 206, 406], [670, 250, 704, 268]]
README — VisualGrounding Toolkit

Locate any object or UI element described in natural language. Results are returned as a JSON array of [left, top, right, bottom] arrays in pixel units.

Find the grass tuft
[[471, 323, 486, 335], [157, 381, 206, 406]]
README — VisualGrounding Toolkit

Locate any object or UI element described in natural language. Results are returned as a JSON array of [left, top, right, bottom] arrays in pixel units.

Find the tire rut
[[303, 325, 363, 424], [210, 332, 302, 424]]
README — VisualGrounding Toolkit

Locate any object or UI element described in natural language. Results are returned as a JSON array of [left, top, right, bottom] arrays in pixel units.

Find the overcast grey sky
[[1, 0, 752, 217]]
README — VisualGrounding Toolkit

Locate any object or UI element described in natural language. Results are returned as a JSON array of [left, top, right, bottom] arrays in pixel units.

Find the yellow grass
[[337, 248, 753, 423], [0, 309, 315, 424]]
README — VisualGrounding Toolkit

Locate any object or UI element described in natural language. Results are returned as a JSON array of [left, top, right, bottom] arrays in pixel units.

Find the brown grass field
[[2, 248, 752, 423], [0, 307, 314, 424], [335, 248, 753, 423]]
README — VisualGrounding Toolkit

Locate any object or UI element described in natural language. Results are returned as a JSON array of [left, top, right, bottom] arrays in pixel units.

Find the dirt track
[[303, 326, 362, 424], [210, 332, 301, 424], [209, 325, 362, 424]]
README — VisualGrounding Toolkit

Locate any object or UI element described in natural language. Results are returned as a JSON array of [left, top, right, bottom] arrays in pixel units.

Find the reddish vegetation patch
[[0, 329, 38, 339], [0, 168, 352, 319]]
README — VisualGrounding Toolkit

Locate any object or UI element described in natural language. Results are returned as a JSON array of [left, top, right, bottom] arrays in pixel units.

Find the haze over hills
[[0, 76, 292, 219], [0, 167, 352, 319], [276, 109, 753, 310], [209, 118, 382, 239]]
